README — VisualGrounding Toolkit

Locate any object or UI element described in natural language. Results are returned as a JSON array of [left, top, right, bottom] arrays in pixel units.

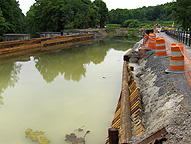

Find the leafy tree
[[123, 19, 139, 28], [129, 20, 139, 28], [108, 2, 174, 26], [25, 0, 100, 37], [109, 9, 132, 25], [0, 8, 9, 41], [172, 0, 191, 30], [131, 9, 145, 20], [25, 5, 40, 38], [61, 0, 99, 29], [0, 0, 24, 41], [0, 0, 24, 33], [93, 0, 108, 28]]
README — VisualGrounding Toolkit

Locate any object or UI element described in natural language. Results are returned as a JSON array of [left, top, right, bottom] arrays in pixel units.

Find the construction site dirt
[[130, 50, 191, 144]]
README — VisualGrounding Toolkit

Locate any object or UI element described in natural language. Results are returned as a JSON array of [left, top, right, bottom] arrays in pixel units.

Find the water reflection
[[0, 36, 141, 144], [34, 45, 107, 82], [34, 37, 136, 83], [99, 36, 136, 51], [0, 62, 21, 107]]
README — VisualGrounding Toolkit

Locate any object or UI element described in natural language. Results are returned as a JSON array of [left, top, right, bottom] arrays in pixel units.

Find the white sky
[[18, 0, 174, 15]]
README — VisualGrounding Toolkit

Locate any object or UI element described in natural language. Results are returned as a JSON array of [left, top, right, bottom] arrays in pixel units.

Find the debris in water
[[84, 130, 90, 138], [65, 127, 90, 144], [65, 133, 85, 144], [25, 128, 51, 144], [78, 128, 83, 132], [74, 126, 84, 132]]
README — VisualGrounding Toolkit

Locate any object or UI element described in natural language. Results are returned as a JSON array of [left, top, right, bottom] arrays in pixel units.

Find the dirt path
[[129, 50, 191, 143]]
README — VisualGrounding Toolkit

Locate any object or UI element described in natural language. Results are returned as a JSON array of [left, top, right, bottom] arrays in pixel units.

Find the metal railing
[[165, 30, 191, 46], [141, 32, 191, 88]]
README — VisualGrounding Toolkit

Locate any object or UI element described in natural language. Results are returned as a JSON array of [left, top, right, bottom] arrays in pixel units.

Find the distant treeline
[[0, 0, 191, 41], [108, 2, 174, 27], [0, 0, 109, 39], [25, 0, 108, 38]]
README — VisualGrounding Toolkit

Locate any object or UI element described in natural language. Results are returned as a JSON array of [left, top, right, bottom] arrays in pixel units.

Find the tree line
[[0, 0, 108, 39], [25, 0, 108, 37], [108, 2, 175, 28], [0, 0, 190, 41]]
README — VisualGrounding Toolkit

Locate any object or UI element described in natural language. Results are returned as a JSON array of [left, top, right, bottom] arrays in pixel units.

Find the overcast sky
[[18, 0, 174, 15]]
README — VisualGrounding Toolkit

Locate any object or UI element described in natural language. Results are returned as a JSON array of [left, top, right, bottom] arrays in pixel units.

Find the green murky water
[[0, 37, 137, 144]]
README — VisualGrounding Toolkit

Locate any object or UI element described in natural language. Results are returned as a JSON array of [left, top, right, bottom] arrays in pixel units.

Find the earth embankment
[[129, 46, 191, 143]]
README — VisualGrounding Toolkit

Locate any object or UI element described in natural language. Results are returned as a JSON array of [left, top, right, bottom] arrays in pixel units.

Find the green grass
[[106, 24, 121, 29]]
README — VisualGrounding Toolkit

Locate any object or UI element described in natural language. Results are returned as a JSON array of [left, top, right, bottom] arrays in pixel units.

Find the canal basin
[[0, 37, 139, 144]]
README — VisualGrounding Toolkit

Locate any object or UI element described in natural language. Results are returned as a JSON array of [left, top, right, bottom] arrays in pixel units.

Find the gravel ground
[[129, 50, 191, 144]]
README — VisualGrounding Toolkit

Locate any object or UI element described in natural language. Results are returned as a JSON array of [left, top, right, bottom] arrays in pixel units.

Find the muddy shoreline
[[129, 47, 191, 143]]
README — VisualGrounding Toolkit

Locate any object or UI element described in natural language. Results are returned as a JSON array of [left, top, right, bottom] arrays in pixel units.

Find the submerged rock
[[65, 133, 84, 144], [65, 130, 90, 144], [78, 128, 83, 132]]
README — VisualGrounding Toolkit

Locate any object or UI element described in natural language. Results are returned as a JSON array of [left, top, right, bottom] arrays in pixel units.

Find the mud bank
[[129, 49, 191, 143]]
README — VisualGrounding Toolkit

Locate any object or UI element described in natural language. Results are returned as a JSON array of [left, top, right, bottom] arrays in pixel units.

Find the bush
[[123, 20, 140, 28], [64, 23, 74, 29]]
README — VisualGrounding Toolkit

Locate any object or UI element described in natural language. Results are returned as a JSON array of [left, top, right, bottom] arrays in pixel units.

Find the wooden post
[[173, 30, 175, 38], [108, 128, 119, 144], [181, 31, 183, 42], [189, 31, 191, 47], [185, 31, 188, 45], [175, 31, 177, 40], [120, 61, 132, 143], [178, 31, 180, 42]]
